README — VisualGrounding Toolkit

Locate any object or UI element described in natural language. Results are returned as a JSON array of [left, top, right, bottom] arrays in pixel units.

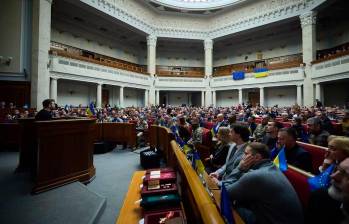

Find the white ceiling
[[148, 0, 247, 10]]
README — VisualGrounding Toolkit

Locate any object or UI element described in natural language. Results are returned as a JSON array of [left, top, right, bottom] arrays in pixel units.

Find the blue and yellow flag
[[220, 184, 235, 224], [170, 125, 185, 148], [86, 102, 96, 117], [254, 68, 269, 78], [308, 164, 335, 191], [191, 150, 205, 175], [273, 147, 288, 172]]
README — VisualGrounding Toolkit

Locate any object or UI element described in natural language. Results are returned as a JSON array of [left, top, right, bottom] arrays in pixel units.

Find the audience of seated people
[[315, 43, 349, 63], [3, 99, 349, 223]]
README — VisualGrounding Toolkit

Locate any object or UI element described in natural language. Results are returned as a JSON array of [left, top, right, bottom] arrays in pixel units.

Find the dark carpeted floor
[[0, 146, 143, 224]]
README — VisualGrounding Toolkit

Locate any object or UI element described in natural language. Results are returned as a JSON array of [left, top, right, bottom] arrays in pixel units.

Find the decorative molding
[[204, 39, 213, 50], [212, 80, 303, 91], [80, 0, 154, 34], [79, 0, 327, 40], [299, 11, 317, 28], [50, 71, 148, 90], [146, 35, 157, 47]]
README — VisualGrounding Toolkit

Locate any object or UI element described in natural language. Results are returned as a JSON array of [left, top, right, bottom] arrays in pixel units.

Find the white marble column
[[297, 85, 302, 106], [144, 89, 148, 107], [147, 35, 157, 76], [315, 83, 321, 102], [156, 90, 160, 105], [205, 90, 212, 107], [259, 87, 265, 107], [300, 11, 317, 106], [188, 93, 192, 106], [204, 39, 213, 78], [119, 86, 124, 108], [238, 88, 243, 105], [50, 77, 57, 102], [201, 91, 205, 107], [212, 90, 216, 107], [31, 0, 52, 109], [96, 83, 102, 108]]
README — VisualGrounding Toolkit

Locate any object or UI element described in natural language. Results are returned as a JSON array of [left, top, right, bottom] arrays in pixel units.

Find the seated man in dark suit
[[277, 127, 313, 172], [35, 99, 55, 120], [224, 142, 303, 224]]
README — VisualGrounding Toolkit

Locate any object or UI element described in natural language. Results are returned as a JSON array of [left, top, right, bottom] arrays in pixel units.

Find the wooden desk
[[203, 172, 245, 224], [94, 122, 137, 149], [116, 171, 144, 224]]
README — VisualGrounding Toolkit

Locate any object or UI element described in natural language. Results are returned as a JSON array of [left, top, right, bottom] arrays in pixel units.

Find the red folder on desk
[[144, 209, 185, 224]]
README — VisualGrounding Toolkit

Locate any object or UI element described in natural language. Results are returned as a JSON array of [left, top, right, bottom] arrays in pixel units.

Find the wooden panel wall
[[0, 81, 30, 107]]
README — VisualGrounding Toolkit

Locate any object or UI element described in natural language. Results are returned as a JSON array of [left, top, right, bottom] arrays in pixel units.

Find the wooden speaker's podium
[[17, 118, 96, 194]]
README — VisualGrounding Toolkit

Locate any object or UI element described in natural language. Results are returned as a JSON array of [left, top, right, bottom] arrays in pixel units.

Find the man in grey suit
[[209, 124, 250, 186], [224, 142, 303, 224]]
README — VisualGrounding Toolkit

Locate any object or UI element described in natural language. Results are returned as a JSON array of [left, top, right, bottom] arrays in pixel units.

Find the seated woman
[[205, 127, 232, 173], [319, 136, 349, 173]]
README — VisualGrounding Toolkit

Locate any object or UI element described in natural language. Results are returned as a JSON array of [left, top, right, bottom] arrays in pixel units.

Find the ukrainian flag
[[254, 68, 269, 78], [86, 102, 96, 117], [192, 150, 205, 175], [220, 184, 235, 224], [273, 147, 288, 172]]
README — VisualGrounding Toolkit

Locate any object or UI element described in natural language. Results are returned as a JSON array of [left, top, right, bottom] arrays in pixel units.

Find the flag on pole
[[273, 146, 288, 172], [220, 184, 235, 224]]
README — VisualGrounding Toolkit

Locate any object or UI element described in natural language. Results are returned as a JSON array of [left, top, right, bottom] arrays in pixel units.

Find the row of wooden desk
[[0, 119, 137, 194], [116, 124, 244, 224]]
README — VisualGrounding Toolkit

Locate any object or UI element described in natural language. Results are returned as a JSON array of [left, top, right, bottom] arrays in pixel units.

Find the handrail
[[312, 50, 349, 65], [50, 49, 149, 75], [170, 140, 225, 224], [296, 141, 328, 152], [288, 165, 314, 178]]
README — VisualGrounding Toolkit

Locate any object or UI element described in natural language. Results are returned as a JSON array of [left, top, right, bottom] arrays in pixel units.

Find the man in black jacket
[[277, 127, 313, 173], [35, 99, 55, 120]]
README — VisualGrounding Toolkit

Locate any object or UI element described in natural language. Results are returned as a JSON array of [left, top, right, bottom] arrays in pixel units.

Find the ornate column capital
[[146, 35, 157, 47], [300, 11, 317, 28], [204, 39, 213, 50]]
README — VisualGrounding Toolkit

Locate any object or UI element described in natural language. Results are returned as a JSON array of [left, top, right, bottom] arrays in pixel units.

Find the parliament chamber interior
[[1, 0, 349, 223]]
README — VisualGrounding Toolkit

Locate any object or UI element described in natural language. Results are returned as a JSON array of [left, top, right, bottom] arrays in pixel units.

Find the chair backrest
[[281, 122, 292, 128], [296, 141, 327, 174], [204, 122, 214, 130], [201, 128, 212, 147], [283, 165, 313, 209], [331, 122, 343, 135]]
